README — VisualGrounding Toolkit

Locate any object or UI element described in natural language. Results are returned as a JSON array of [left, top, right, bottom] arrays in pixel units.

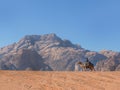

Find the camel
[[77, 61, 95, 71]]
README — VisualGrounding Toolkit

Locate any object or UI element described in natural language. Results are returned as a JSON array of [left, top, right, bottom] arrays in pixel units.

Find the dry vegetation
[[0, 71, 120, 90]]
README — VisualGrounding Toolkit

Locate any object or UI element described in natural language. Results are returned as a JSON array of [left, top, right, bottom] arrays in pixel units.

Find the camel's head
[[77, 61, 82, 65]]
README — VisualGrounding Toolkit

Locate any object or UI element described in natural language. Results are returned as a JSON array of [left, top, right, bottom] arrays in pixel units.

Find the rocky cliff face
[[95, 50, 120, 71], [0, 33, 120, 71]]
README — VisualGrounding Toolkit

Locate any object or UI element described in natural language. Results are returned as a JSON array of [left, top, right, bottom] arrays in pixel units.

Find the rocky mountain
[[0, 33, 120, 71], [96, 50, 120, 71]]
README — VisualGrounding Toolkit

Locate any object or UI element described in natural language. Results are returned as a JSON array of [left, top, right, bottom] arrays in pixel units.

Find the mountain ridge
[[0, 33, 120, 71]]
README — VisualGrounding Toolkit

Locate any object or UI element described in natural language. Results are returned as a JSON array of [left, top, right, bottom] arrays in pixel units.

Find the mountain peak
[[44, 33, 57, 37], [40, 33, 62, 42], [22, 33, 62, 42]]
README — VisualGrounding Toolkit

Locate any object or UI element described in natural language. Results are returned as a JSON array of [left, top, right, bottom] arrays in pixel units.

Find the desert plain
[[0, 71, 120, 90]]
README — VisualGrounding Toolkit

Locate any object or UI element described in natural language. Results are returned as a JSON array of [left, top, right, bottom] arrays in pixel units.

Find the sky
[[0, 0, 120, 52]]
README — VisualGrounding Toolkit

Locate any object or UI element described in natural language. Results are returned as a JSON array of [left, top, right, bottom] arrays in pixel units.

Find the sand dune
[[0, 71, 120, 90]]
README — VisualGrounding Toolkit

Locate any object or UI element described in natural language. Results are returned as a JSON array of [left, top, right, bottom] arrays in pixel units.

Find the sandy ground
[[0, 71, 120, 90]]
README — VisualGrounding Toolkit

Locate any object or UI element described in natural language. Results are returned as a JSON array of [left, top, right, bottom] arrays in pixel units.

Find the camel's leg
[[82, 67, 85, 71], [88, 67, 93, 71], [93, 67, 95, 71], [84, 67, 86, 71], [83, 68, 85, 71], [91, 67, 95, 71]]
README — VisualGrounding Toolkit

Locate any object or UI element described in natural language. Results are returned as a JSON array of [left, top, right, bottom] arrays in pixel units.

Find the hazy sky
[[0, 0, 120, 51]]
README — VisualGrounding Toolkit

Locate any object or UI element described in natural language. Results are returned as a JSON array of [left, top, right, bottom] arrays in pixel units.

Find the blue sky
[[0, 0, 120, 51]]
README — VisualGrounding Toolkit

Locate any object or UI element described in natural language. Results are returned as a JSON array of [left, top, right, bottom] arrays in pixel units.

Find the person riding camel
[[85, 58, 90, 67]]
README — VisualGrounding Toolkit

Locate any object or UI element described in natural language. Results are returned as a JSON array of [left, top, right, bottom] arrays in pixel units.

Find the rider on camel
[[85, 58, 90, 67]]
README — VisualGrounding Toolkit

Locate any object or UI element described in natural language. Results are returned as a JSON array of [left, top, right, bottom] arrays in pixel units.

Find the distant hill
[[0, 33, 120, 71]]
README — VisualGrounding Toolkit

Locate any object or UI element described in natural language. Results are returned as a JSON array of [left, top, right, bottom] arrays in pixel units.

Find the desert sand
[[0, 71, 120, 90]]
